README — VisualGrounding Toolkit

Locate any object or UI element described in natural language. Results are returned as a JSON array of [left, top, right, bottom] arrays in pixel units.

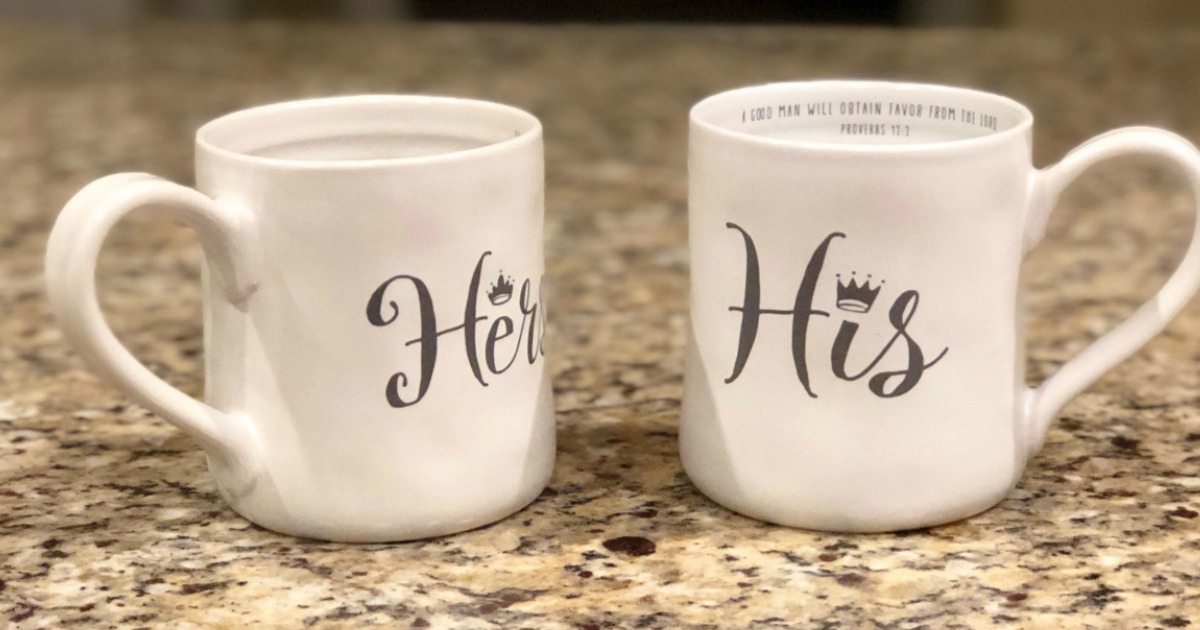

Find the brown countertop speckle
[[1, 22, 1199, 629]]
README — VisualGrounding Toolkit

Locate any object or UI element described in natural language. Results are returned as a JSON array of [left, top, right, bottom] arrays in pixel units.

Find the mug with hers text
[[46, 96, 555, 542], [684, 80, 1200, 532]]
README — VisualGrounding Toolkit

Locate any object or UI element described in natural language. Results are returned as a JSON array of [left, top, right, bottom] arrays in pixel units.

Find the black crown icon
[[835, 272, 883, 313], [488, 271, 514, 305]]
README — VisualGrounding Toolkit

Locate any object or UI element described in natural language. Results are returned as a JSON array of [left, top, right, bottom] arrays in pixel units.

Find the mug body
[[684, 81, 1035, 531], [195, 96, 554, 541]]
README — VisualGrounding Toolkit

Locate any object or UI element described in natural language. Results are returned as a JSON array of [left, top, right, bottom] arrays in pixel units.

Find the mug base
[[212, 454, 554, 543], [221, 483, 547, 543], [683, 465, 1016, 533]]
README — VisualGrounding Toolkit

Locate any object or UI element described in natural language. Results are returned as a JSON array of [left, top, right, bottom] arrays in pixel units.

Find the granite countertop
[[1, 22, 1199, 629]]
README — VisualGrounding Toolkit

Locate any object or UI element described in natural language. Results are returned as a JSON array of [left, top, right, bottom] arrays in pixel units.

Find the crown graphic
[[835, 272, 883, 313], [488, 271, 514, 305]]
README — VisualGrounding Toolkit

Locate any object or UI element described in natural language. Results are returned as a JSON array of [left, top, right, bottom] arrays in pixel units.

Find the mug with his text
[[684, 81, 1200, 532], [46, 96, 555, 542]]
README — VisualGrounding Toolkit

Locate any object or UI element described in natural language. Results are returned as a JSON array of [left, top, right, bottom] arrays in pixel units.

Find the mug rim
[[690, 80, 1034, 154], [196, 94, 542, 170]]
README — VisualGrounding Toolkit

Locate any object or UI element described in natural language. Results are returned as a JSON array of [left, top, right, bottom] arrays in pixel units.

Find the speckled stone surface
[[1, 22, 1199, 629]]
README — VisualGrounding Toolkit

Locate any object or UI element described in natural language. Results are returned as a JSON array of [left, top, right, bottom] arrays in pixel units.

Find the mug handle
[[1021, 127, 1200, 453], [45, 173, 262, 483]]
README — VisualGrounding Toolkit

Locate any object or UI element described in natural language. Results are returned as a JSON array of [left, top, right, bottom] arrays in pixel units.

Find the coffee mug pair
[[46, 82, 1200, 542]]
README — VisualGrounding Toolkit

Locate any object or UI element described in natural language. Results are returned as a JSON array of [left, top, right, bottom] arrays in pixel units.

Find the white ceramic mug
[[684, 80, 1200, 532], [46, 95, 555, 542]]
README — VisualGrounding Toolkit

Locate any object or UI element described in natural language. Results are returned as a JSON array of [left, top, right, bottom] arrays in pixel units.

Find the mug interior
[[198, 95, 540, 165], [691, 81, 1032, 148]]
